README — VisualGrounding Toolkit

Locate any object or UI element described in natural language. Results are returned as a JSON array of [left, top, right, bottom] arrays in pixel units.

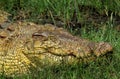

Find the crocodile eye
[[33, 32, 42, 36], [32, 32, 50, 41], [32, 33, 45, 39], [32, 31, 49, 37]]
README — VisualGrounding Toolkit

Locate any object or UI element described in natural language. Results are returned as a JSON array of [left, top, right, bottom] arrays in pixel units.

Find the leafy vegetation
[[0, 0, 120, 79]]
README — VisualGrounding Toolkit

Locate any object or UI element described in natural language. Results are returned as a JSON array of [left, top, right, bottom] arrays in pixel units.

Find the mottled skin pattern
[[0, 11, 113, 76], [0, 10, 10, 24]]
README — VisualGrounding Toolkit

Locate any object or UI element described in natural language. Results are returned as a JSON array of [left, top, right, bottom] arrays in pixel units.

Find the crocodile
[[0, 11, 113, 76]]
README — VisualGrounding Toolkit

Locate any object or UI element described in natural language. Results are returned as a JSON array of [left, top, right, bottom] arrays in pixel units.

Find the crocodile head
[[32, 28, 113, 58]]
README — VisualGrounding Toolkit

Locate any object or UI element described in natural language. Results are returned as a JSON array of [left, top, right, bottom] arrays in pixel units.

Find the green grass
[[0, 0, 120, 22], [0, 0, 120, 79]]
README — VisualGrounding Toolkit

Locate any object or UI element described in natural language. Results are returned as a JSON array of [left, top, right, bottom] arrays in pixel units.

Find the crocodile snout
[[94, 42, 113, 57]]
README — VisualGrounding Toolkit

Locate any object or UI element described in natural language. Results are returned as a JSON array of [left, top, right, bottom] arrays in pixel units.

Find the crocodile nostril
[[32, 31, 49, 37]]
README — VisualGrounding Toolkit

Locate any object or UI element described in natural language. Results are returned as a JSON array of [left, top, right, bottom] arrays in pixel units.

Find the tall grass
[[0, 0, 120, 22]]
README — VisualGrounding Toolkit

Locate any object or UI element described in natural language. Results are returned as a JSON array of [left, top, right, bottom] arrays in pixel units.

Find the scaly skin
[[0, 11, 113, 76], [0, 10, 10, 24]]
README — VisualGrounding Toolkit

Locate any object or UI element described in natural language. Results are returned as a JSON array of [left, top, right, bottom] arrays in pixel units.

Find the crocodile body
[[0, 11, 113, 76]]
